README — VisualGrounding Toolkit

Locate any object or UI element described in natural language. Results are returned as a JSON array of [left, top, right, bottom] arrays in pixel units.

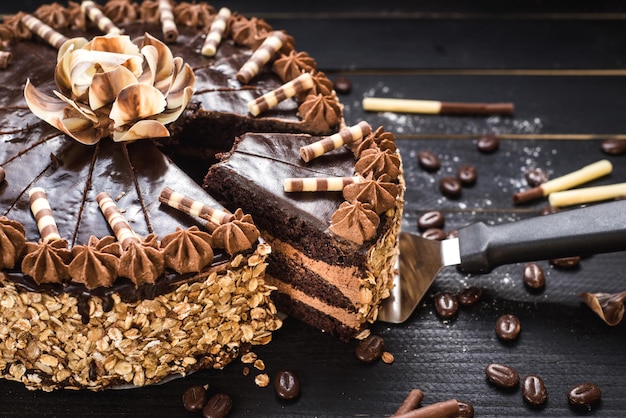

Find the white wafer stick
[[20, 14, 69, 49], [549, 182, 626, 207], [236, 31, 287, 84], [81, 1, 123, 35], [201, 7, 231, 56], [363, 97, 514, 115], [247, 73, 313, 116], [158, 187, 233, 225], [158, 0, 178, 43], [284, 176, 362, 192], [300, 121, 372, 162], [96, 192, 139, 250], [28, 187, 61, 242]]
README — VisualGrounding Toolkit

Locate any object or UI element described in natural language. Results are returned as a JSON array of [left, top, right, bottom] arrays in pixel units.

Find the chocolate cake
[[0, 0, 402, 390]]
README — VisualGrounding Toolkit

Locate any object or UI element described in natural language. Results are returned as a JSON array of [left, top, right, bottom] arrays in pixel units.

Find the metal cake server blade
[[378, 199, 626, 324]]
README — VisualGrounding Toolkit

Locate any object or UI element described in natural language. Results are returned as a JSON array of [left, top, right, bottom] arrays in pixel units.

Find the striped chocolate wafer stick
[[236, 31, 288, 84], [0, 51, 11, 69], [363, 97, 514, 116], [300, 121, 372, 162], [28, 187, 61, 243], [21, 14, 69, 49], [284, 176, 362, 192], [201, 7, 231, 56], [247, 72, 313, 116], [81, 1, 123, 35], [158, 0, 178, 43], [96, 192, 139, 250], [158, 187, 233, 225]]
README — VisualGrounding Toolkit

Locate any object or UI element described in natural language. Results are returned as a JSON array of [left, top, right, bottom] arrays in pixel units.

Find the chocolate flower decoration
[[66, 1, 87, 30], [342, 174, 400, 215], [21, 239, 72, 285], [354, 148, 401, 180], [0, 217, 27, 269], [24, 33, 195, 144], [69, 235, 122, 289], [272, 50, 317, 82], [298, 93, 341, 133], [104, 0, 139, 24], [579, 291, 626, 326], [329, 201, 379, 245], [351, 126, 397, 158], [4, 12, 31, 41], [34, 3, 72, 30], [212, 209, 260, 255], [161, 226, 214, 274], [231, 15, 272, 49], [174, 2, 216, 28], [118, 233, 165, 287]]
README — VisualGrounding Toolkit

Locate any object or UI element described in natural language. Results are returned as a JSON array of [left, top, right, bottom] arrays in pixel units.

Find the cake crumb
[[355, 328, 371, 340], [253, 359, 265, 371], [255, 373, 270, 387], [382, 351, 395, 364], [241, 352, 257, 364], [242, 367, 250, 376]]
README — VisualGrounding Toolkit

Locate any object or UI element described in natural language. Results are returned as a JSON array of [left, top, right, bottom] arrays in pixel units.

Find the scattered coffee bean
[[183, 385, 208, 412], [457, 287, 483, 306], [0, 166, 5, 183], [355, 334, 385, 363], [550, 256, 580, 269], [417, 210, 445, 231], [567, 382, 601, 408], [202, 393, 233, 418], [496, 314, 521, 341], [457, 400, 475, 417], [600, 138, 626, 155], [434, 291, 459, 319], [485, 363, 519, 388], [275, 370, 300, 400], [417, 150, 441, 172], [456, 164, 477, 186], [421, 227, 446, 241], [524, 168, 549, 187], [522, 262, 545, 290], [476, 134, 499, 153], [439, 176, 462, 199], [332, 76, 352, 94], [522, 374, 548, 407]]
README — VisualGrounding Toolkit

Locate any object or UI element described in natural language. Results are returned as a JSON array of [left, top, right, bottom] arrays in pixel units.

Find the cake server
[[378, 199, 626, 324]]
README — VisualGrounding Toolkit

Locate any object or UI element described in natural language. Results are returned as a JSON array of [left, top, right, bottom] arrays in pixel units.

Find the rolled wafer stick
[[363, 97, 514, 116], [201, 7, 231, 56], [97, 192, 139, 250], [21, 13, 69, 49], [284, 176, 362, 192], [0, 51, 10, 69], [81, 1, 123, 35], [158, 187, 233, 225], [158, 0, 178, 43], [392, 399, 460, 418], [236, 30, 288, 84], [513, 159, 613, 204], [393, 389, 425, 416], [29, 187, 62, 243], [549, 182, 626, 207], [300, 121, 372, 162], [247, 72, 314, 116]]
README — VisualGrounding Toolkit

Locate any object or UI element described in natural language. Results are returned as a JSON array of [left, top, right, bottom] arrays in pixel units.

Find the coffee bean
[[332, 76, 352, 94], [0, 166, 5, 183], [496, 314, 521, 341], [434, 292, 458, 319], [274, 370, 300, 400], [439, 176, 462, 199], [202, 393, 233, 418], [524, 168, 548, 187], [421, 227, 446, 241], [522, 374, 548, 407], [457, 287, 483, 306], [476, 134, 499, 153], [417, 150, 441, 172], [550, 256, 580, 269], [567, 382, 601, 408], [355, 334, 385, 363], [183, 385, 208, 412], [417, 210, 445, 231], [600, 138, 626, 155], [522, 262, 545, 290], [485, 363, 519, 388], [457, 400, 475, 417], [456, 164, 477, 186]]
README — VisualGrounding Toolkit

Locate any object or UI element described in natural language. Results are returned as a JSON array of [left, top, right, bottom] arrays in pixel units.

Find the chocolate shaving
[[579, 291, 626, 326]]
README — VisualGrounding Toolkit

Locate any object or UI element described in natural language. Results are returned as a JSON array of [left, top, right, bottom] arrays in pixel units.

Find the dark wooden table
[[2, 1, 626, 416]]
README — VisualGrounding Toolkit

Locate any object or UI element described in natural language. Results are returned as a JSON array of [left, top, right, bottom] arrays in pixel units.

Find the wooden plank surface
[[1, 1, 626, 417]]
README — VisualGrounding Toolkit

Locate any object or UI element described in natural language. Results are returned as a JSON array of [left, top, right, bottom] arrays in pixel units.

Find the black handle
[[457, 199, 626, 273]]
